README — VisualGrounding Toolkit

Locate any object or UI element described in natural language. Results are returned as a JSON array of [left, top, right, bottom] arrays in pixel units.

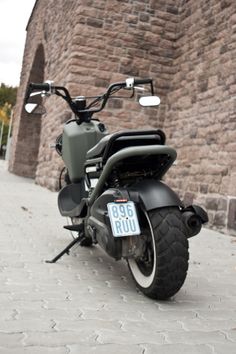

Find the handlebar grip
[[134, 78, 152, 85], [29, 82, 51, 91]]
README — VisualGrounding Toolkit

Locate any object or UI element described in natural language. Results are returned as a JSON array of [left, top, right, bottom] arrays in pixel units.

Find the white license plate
[[107, 201, 141, 237]]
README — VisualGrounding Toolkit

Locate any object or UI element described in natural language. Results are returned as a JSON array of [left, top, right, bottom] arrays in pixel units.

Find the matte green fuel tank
[[62, 120, 108, 182]]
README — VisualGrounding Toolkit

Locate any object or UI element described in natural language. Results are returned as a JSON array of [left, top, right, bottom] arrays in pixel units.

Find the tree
[[0, 84, 17, 154], [0, 103, 11, 150], [0, 102, 11, 124], [0, 83, 17, 107]]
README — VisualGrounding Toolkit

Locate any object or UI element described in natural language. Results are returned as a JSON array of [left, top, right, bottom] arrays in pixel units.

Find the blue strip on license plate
[[107, 201, 141, 237]]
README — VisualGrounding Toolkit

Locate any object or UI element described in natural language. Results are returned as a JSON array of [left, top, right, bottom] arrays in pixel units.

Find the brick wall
[[164, 0, 236, 234], [9, 0, 236, 234], [10, 0, 178, 187]]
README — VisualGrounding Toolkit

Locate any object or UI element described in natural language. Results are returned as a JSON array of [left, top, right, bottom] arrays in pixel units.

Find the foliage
[[0, 102, 12, 124], [0, 83, 17, 107], [0, 83, 17, 151]]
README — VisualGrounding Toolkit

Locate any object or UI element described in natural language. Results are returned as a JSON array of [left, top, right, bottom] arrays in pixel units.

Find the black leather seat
[[86, 129, 166, 161]]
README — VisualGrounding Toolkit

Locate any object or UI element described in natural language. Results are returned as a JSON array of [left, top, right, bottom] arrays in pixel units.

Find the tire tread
[[130, 207, 189, 300]]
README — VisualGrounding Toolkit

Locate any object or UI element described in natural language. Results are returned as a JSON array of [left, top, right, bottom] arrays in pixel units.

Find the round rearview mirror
[[25, 103, 46, 115], [139, 96, 161, 107]]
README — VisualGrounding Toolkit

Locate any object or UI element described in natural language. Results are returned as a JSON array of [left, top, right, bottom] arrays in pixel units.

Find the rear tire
[[127, 207, 189, 300]]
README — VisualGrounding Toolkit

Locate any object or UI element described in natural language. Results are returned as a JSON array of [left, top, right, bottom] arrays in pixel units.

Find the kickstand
[[45, 234, 85, 264]]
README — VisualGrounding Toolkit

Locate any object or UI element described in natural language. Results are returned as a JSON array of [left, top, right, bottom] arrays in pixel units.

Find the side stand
[[45, 234, 85, 264]]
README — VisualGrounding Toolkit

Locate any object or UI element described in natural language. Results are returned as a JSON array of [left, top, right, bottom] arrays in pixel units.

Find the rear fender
[[129, 180, 208, 238], [88, 183, 182, 260], [129, 179, 183, 211], [90, 180, 183, 221]]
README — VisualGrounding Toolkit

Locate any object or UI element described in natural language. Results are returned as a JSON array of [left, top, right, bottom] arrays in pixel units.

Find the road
[[0, 160, 236, 353]]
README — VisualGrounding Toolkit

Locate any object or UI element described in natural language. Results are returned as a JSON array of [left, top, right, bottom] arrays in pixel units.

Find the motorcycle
[[25, 78, 208, 300]]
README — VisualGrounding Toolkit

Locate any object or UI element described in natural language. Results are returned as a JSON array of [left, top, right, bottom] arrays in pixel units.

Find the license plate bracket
[[107, 201, 141, 237]]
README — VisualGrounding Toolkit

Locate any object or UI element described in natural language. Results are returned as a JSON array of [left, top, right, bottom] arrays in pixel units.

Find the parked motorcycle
[[25, 78, 208, 300]]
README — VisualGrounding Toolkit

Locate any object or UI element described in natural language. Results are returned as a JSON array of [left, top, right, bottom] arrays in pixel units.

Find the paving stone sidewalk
[[0, 160, 236, 354]]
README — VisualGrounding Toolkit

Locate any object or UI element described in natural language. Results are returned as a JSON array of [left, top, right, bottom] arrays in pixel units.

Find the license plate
[[107, 201, 141, 237]]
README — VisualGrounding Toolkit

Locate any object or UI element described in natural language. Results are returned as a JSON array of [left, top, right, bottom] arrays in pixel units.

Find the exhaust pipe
[[182, 205, 208, 238]]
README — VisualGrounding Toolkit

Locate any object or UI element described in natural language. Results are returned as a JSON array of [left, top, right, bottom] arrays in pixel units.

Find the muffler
[[182, 205, 208, 238]]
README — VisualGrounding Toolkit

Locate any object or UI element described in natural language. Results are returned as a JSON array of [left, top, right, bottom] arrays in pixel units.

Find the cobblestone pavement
[[0, 160, 236, 354]]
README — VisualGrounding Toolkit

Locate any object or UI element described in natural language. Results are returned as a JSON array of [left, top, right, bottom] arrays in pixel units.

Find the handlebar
[[29, 82, 51, 91], [134, 78, 152, 86], [26, 77, 155, 122]]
